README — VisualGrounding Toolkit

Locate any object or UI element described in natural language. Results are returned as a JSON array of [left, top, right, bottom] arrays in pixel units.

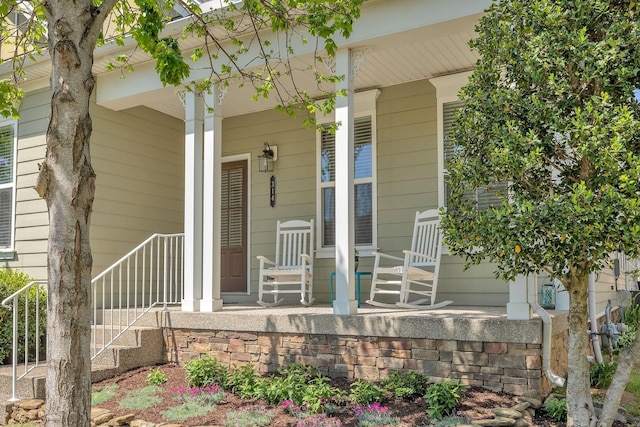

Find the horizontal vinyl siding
[[9, 89, 50, 280], [90, 105, 184, 275]]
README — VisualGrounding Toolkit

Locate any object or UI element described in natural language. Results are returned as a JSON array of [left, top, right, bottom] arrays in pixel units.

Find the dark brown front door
[[221, 160, 247, 292]]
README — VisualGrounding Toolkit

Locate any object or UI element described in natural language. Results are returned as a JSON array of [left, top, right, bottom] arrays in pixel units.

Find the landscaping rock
[[107, 413, 136, 425], [91, 407, 114, 425], [517, 395, 542, 409], [15, 398, 45, 411], [492, 408, 523, 419], [470, 416, 517, 426], [130, 420, 157, 427]]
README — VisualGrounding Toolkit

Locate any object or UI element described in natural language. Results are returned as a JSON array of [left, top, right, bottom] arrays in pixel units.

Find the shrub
[[302, 376, 345, 414], [0, 269, 46, 365], [424, 380, 466, 420], [278, 362, 321, 380], [227, 363, 263, 399], [544, 397, 567, 421], [146, 367, 168, 385], [184, 355, 229, 388], [590, 361, 617, 389], [381, 369, 429, 400], [349, 381, 386, 405]]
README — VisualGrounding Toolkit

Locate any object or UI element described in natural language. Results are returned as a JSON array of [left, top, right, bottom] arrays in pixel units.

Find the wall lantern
[[258, 142, 277, 173]]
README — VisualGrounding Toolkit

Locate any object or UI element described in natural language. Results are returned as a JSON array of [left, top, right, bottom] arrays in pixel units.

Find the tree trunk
[[565, 274, 595, 427], [38, 2, 100, 426]]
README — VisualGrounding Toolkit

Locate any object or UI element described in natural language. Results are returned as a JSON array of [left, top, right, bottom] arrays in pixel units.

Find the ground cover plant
[[88, 361, 616, 426]]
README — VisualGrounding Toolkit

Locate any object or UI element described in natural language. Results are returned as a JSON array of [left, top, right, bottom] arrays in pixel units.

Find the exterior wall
[[90, 104, 184, 275], [7, 88, 50, 280], [7, 92, 184, 281]]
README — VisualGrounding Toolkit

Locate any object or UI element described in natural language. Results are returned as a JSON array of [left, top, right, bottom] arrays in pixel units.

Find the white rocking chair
[[366, 209, 452, 310], [257, 219, 315, 307]]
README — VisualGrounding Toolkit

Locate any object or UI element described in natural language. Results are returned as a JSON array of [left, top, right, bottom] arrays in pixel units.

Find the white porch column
[[182, 92, 204, 311], [507, 274, 532, 320], [333, 48, 358, 315], [202, 86, 224, 312]]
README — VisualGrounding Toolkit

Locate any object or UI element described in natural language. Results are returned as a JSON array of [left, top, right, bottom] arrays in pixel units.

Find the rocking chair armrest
[[300, 254, 313, 264], [402, 250, 437, 262], [256, 255, 276, 266], [372, 251, 404, 262]]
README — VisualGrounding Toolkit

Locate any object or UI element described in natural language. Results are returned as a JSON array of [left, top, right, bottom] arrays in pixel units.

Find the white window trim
[[315, 89, 380, 258], [0, 119, 18, 253]]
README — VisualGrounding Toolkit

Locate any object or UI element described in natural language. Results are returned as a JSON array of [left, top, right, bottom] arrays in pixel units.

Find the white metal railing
[[91, 233, 184, 359], [1, 280, 47, 402], [620, 253, 640, 292], [1, 232, 184, 402]]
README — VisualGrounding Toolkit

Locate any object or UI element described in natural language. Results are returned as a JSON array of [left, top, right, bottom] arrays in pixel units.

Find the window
[[316, 89, 378, 254], [320, 117, 373, 247], [443, 101, 504, 209], [0, 121, 16, 251]]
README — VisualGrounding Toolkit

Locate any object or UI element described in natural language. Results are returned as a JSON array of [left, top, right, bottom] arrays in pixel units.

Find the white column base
[[506, 302, 532, 320], [333, 299, 358, 315], [200, 299, 224, 312], [181, 299, 200, 312]]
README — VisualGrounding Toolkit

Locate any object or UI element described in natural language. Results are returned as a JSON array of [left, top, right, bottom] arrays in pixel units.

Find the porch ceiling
[[102, 15, 480, 120]]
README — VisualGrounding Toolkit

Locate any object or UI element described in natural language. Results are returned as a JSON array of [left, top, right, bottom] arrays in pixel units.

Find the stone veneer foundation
[[157, 307, 570, 397]]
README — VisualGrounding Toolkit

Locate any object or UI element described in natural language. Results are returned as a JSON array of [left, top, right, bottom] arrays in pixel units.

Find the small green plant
[[302, 376, 345, 414], [227, 363, 263, 399], [162, 383, 225, 421], [590, 361, 617, 389], [543, 397, 567, 422], [424, 380, 466, 421], [354, 402, 398, 427], [224, 405, 274, 427], [349, 381, 386, 405], [119, 385, 163, 410], [258, 371, 308, 405], [146, 367, 168, 385], [91, 383, 119, 405], [278, 362, 321, 380], [381, 369, 429, 400], [184, 355, 229, 388]]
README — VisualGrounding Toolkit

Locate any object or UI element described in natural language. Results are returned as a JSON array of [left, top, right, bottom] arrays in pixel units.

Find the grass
[[119, 385, 163, 410], [91, 383, 119, 405], [224, 406, 274, 427], [624, 364, 640, 416]]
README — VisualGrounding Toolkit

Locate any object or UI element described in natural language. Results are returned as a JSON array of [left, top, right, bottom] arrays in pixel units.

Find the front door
[[221, 160, 247, 292]]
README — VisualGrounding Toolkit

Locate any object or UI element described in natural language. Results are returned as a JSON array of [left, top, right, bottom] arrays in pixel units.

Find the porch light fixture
[[258, 142, 277, 173]]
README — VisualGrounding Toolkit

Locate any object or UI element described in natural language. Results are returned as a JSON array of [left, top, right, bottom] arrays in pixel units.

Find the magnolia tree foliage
[[0, 1, 363, 426], [441, 1, 640, 426]]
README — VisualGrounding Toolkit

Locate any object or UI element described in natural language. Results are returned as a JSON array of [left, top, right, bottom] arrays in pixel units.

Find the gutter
[[529, 276, 566, 387]]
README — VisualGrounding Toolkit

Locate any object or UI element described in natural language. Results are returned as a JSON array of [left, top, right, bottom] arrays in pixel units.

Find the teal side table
[[329, 271, 372, 307]]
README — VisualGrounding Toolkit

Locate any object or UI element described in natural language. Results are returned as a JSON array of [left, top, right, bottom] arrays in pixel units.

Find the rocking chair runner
[[256, 219, 315, 307], [366, 209, 452, 310]]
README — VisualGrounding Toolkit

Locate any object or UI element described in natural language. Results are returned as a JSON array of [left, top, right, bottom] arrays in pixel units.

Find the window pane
[[321, 127, 335, 183], [322, 187, 335, 246], [354, 117, 372, 179], [0, 188, 12, 249], [443, 101, 464, 164], [0, 125, 14, 186], [355, 183, 372, 245]]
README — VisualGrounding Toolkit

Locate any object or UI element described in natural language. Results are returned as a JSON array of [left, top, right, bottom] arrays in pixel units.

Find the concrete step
[[90, 325, 161, 347], [93, 307, 171, 328], [0, 364, 46, 401], [0, 322, 165, 424]]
